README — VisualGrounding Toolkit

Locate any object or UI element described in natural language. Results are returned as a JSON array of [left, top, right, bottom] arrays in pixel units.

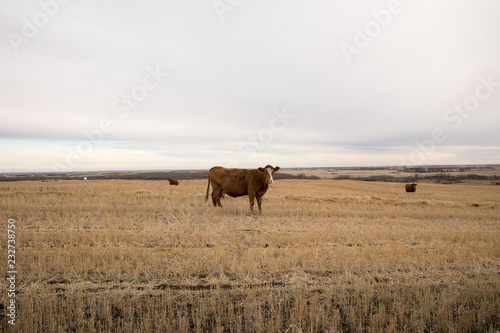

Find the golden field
[[1, 179, 499, 332]]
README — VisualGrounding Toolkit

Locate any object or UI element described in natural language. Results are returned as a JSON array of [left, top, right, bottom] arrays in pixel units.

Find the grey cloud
[[1, 0, 499, 171]]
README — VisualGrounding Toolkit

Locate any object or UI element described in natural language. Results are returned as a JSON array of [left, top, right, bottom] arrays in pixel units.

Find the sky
[[1, 0, 500, 172]]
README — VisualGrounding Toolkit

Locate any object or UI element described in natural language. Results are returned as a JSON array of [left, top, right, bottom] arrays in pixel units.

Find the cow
[[168, 179, 179, 185], [205, 165, 280, 214], [405, 183, 417, 192]]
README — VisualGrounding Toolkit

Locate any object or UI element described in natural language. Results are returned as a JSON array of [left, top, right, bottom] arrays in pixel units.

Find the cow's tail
[[205, 176, 210, 202]]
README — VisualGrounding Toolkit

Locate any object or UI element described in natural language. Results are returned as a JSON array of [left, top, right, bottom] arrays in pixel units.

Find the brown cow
[[405, 183, 417, 192], [205, 165, 280, 214], [168, 179, 179, 185]]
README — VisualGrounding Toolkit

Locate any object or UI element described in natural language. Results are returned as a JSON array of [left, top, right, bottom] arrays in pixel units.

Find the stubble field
[[1, 179, 499, 332]]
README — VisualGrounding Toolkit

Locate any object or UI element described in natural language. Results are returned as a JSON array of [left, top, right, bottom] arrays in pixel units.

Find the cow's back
[[209, 167, 250, 197]]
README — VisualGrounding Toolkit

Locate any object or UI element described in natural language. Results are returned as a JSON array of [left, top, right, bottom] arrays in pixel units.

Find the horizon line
[[2, 163, 500, 175]]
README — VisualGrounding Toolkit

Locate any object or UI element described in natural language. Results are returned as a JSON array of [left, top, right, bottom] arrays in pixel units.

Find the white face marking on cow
[[266, 167, 273, 184]]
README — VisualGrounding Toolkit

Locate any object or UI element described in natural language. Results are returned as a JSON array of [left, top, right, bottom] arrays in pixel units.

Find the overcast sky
[[1, 0, 499, 172]]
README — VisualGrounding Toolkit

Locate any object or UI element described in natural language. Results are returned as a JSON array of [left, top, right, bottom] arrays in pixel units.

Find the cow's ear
[[274, 166, 280, 172], [258, 167, 265, 172]]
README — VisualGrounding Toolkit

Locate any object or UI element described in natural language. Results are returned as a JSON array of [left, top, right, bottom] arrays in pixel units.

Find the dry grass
[[282, 165, 500, 181], [1, 179, 499, 332]]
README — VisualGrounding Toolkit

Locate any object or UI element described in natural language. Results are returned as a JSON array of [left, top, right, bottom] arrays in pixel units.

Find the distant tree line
[[403, 166, 496, 173], [0, 169, 497, 184], [334, 173, 494, 183], [0, 171, 320, 182]]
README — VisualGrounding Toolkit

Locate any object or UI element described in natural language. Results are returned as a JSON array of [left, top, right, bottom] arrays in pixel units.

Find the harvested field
[[1, 179, 499, 332]]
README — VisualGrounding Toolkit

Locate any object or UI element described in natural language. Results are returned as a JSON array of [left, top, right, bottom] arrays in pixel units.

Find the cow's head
[[258, 165, 280, 184]]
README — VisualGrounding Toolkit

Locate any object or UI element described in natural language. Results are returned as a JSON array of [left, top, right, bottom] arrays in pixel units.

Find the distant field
[[1, 179, 499, 332], [2, 164, 499, 185], [283, 165, 500, 184]]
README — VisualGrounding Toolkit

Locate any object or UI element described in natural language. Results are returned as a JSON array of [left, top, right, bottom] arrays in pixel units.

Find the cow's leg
[[256, 195, 263, 214], [211, 183, 223, 207], [216, 191, 223, 207], [248, 193, 255, 214], [211, 191, 218, 207], [212, 186, 224, 208]]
